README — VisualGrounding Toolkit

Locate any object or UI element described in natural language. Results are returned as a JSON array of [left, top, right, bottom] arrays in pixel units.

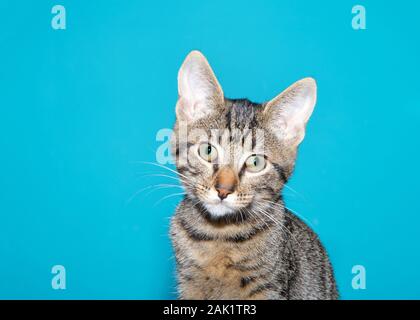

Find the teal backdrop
[[0, 0, 419, 299]]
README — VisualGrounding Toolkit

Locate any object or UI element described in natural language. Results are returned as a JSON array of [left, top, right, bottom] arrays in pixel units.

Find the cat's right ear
[[176, 51, 224, 122]]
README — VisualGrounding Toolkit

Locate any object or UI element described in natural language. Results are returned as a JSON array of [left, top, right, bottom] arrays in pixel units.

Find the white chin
[[204, 203, 236, 217]]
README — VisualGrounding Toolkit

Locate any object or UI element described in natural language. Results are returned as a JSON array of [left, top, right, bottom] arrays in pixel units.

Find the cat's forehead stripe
[[225, 98, 261, 130]]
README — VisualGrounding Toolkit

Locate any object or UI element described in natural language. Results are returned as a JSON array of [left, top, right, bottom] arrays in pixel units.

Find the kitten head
[[172, 51, 316, 220]]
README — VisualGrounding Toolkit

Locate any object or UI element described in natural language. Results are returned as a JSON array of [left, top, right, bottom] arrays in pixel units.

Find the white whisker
[[154, 192, 186, 207], [126, 184, 184, 205]]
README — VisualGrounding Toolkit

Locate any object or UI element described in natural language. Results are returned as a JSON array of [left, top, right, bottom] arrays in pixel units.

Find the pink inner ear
[[177, 51, 225, 123], [175, 97, 189, 119], [263, 78, 317, 146], [176, 94, 208, 122]]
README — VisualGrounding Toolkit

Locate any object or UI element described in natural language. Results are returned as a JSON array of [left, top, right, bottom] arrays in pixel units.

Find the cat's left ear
[[264, 78, 317, 146], [176, 51, 224, 122]]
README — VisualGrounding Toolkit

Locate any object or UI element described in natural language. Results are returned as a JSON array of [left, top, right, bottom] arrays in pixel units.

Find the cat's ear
[[176, 51, 224, 122], [264, 78, 317, 146]]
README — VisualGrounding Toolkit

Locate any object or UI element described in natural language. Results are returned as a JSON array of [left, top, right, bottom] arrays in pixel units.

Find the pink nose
[[214, 166, 237, 200], [215, 184, 234, 200]]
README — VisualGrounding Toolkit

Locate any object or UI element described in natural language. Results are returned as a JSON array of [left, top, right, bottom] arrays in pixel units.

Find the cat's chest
[[184, 241, 260, 299], [191, 241, 239, 276]]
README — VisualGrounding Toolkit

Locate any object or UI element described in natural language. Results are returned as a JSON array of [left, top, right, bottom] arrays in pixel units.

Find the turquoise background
[[0, 0, 419, 299]]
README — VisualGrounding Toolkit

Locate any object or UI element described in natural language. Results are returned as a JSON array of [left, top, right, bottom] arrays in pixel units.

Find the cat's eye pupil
[[198, 143, 218, 162], [245, 154, 266, 173]]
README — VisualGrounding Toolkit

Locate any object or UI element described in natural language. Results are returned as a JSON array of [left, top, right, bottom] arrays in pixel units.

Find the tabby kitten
[[170, 51, 338, 300]]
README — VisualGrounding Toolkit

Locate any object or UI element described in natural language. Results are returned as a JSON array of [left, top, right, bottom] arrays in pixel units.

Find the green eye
[[245, 155, 266, 173], [198, 143, 218, 162]]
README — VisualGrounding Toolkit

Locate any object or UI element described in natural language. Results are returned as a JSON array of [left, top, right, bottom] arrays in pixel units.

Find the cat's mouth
[[197, 190, 252, 218], [192, 186, 254, 218], [202, 201, 236, 217]]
